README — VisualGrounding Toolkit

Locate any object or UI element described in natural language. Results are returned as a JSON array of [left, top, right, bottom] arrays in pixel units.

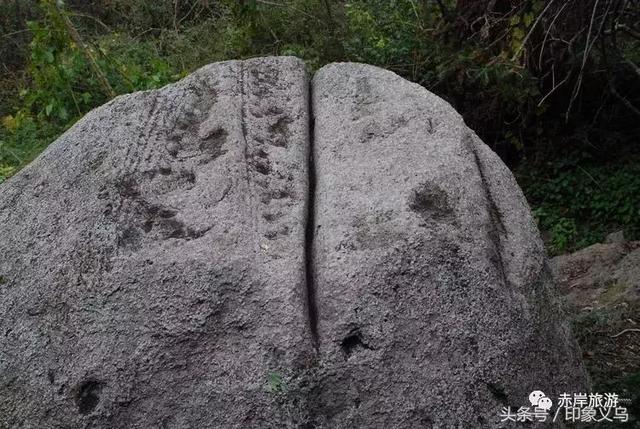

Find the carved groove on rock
[[305, 80, 319, 349], [468, 134, 509, 288], [0, 57, 590, 428]]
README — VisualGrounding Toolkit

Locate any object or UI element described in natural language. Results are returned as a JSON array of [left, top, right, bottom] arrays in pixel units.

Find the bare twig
[[0, 142, 23, 163], [323, 0, 334, 24], [178, 0, 202, 28], [617, 23, 640, 39], [0, 29, 32, 39], [566, 0, 610, 121], [68, 12, 112, 32], [435, 0, 451, 22], [619, 52, 640, 77], [538, 1, 569, 69], [511, 0, 556, 62], [255, 0, 319, 21], [610, 81, 640, 115], [174, 0, 180, 31], [52, 3, 115, 99], [577, 165, 603, 189], [611, 328, 640, 338], [538, 66, 572, 106]]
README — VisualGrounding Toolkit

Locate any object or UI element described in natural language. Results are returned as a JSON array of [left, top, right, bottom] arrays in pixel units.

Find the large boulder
[[309, 63, 588, 427], [0, 57, 315, 428], [0, 57, 588, 428]]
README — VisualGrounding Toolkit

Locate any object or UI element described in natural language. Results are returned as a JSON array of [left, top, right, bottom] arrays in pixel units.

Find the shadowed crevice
[[239, 61, 250, 188], [305, 81, 319, 350], [467, 135, 509, 288]]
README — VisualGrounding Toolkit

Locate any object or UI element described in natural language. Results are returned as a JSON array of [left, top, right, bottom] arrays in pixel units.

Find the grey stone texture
[[0, 57, 588, 428], [0, 57, 314, 428], [552, 240, 640, 310], [309, 63, 588, 427]]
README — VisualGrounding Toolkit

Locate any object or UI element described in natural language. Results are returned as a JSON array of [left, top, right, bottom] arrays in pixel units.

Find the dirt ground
[[552, 241, 640, 427]]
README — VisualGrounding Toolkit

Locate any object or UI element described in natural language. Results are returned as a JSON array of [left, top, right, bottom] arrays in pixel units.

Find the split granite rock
[[0, 57, 588, 428], [0, 57, 315, 428], [310, 63, 589, 427]]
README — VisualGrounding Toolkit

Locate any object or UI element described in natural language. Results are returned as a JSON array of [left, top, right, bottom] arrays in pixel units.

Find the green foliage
[[157, 18, 249, 71], [0, 166, 15, 185], [0, 113, 60, 183], [1, 0, 178, 183], [343, 0, 420, 66], [618, 372, 640, 422], [23, 3, 176, 125], [522, 157, 640, 254], [572, 308, 611, 335], [265, 372, 286, 394], [223, 0, 344, 71], [339, 0, 543, 152]]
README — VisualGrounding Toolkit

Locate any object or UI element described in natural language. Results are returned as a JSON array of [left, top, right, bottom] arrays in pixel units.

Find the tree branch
[[52, 3, 115, 99]]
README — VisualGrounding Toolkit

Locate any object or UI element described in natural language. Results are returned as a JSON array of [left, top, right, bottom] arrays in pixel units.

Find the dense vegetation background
[[1, 0, 639, 254]]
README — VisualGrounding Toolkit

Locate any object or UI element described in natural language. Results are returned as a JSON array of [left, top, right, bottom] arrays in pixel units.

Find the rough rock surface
[[552, 241, 640, 310], [0, 57, 588, 428], [310, 63, 589, 427], [0, 57, 315, 428]]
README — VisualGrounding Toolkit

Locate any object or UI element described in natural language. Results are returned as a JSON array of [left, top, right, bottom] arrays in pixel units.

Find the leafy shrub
[[522, 157, 640, 254], [0, 114, 60, 184], [1, 0, 178, 183]]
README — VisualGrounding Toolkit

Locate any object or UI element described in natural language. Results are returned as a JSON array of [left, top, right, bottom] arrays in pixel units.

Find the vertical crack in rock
[[239, 61, 251, 193], [239, 61, 258, 240], [305, 82, 319, 349], [468, 135, 509, 288]]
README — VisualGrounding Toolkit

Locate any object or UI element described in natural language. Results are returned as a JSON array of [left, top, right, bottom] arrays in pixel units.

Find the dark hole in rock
[[146, 204, 160, 216], [341, 329, 372, 360], [199, 128, 228, 159], [409, 408, 434, 428], [142, 219, 154, 233], [255, 160, 272, 175], [268, 117, 292, 147], [262, 212, 280, 222], [165, 219, 186, 239], [486, 382, 508, 405], [270, 117, 290, 135], [118, 226, 140, 249], [158, 208, 177, 219], [182, 170, 196, 184], [75, 379, 102, 415], [270, 188, 292, 200], [116, 177, 139, 198], [408, 183, 453, 222], [186, 226, 210, 240]]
